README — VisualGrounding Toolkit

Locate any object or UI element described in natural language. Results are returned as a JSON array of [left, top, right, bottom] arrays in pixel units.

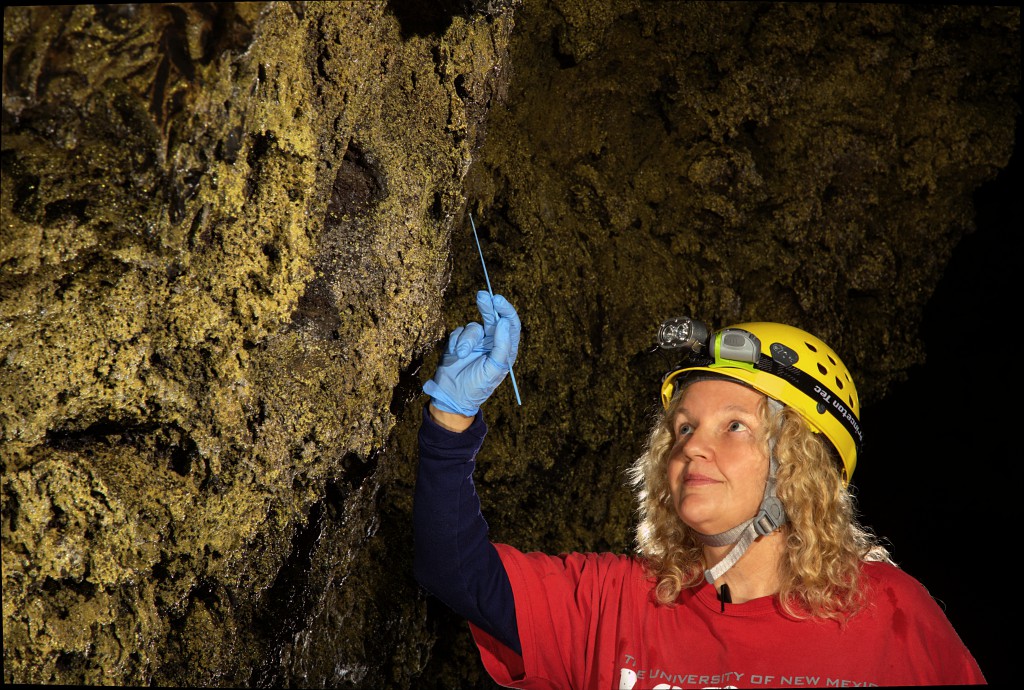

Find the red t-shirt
[[471, 544, 985, 689]]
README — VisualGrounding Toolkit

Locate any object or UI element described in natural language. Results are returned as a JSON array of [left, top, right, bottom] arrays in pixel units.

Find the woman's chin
[[678, 502, 718, 534]]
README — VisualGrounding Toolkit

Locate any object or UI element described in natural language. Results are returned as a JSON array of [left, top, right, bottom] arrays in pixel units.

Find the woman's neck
[[703, 530, 786, 603]]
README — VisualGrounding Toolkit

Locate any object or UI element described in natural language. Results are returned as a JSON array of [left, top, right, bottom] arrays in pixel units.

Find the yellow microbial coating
[[2, 1, 517, 684]]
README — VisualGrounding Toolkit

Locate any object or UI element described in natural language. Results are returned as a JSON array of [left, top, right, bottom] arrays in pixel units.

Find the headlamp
[[657, 317, 763, 406], [657, 317, 762, 366], [657, 317, 711, 354]]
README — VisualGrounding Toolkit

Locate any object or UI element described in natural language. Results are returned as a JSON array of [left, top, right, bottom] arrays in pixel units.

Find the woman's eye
[[728, 420, 749, 432], [677, 422, 693, 437]]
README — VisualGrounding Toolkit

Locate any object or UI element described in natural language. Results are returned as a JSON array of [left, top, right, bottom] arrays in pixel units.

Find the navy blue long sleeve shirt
[[412, 405, 521, 654]]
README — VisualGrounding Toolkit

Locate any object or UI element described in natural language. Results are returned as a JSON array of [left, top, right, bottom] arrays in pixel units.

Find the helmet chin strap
[[695, 399, 787, 586]]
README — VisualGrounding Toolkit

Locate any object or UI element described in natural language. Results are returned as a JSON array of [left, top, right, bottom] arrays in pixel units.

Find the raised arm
[[413, 291, 523, 654]]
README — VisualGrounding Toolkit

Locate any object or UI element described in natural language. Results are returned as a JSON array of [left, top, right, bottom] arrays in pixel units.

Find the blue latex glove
[[424, 291, 521, 416]]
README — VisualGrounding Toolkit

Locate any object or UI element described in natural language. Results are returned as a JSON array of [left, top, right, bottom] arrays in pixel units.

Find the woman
[[414, 291, 984, 688]]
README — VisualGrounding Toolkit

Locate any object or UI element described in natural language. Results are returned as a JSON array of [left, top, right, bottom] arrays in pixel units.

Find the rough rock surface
[[2, 2, 517, 686], [2, 2, 1018, 688]]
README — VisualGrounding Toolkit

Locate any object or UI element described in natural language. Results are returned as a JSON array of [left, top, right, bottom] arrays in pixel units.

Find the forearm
[[413, 405, 521, 654]]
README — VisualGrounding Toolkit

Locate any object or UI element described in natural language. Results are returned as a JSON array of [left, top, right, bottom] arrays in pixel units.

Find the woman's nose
[[682, 426, 712, 461]]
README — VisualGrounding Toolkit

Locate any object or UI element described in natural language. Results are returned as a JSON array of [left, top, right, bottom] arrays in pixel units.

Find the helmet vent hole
[[835, 376, 844, 390], [827, 354, 837, 365], [805, 342, 819, 353], [817, 363, 828, 376]]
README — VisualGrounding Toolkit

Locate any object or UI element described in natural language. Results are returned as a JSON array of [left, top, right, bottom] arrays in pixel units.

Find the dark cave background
[[857, 111, 1021, 685]]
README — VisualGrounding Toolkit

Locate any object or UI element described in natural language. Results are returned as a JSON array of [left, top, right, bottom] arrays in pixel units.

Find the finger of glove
[[491, 294, 522, 362], [464, 355, 507, 409], [445, 326, 465, 356], [454, 321, 485, 358], [489, 317, 515, 368], [476, 290, 497, 336], [471, 357, 509, 410]]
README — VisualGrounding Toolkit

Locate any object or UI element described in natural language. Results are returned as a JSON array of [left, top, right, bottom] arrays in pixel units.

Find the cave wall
[[2, 2, 1019, 689], [2, 2, 518, 686]]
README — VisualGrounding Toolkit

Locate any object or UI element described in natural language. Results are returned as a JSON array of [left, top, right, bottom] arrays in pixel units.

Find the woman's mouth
[[684, 473, 718, 486]]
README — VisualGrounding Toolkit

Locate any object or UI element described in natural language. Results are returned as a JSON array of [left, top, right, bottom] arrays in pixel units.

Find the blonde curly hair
[[628, 381, 891, 622]]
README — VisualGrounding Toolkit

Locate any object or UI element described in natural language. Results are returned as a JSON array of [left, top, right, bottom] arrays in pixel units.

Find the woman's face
[[667, 379, 769, 535]]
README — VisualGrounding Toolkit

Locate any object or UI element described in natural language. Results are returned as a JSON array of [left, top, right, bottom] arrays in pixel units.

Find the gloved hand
[[423, 291, 521, 417]]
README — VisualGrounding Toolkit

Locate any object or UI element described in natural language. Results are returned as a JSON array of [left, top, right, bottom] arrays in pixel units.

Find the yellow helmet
[[659, 319, 862, 482]]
